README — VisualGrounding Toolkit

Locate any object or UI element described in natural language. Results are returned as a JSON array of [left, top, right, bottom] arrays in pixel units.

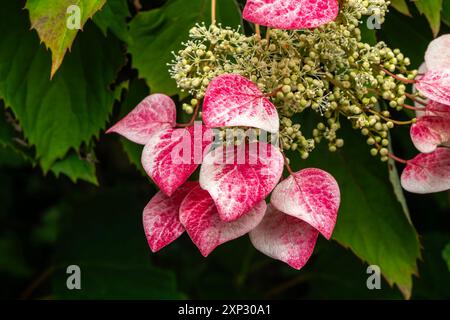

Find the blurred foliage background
[[0, 0, 449, 300]]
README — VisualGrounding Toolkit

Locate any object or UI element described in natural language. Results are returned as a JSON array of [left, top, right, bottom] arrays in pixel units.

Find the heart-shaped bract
[[199, 141, 284, 222], [425, 34, 450, 71], [143, 182, 198, 252], [179, 186, 267, 257], [243, 0, 339, 30], [142, 124, 213, 196], [415, 70, 450, 106], [249, 205, 319, 270], [202, 74, 279, 133], [401, 148, 450, 194], [107, 94, 176, 144], [410, 116, 450, 153], [270, 168, 340, 239]]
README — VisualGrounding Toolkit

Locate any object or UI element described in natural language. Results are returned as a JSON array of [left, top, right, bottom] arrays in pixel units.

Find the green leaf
[[414, 0, 443, 37], [52, 186, 182, 299], [93, 0, 131, 42], [25, 0, 107, 77], [443, 0, 450, 26], [443, 243, 450, 272], [0, 1, 124, 172], [294, 121, 420, 299], [128, 0, 242, 95], [390, 0, 411, 16], [50, 152, 98, 185]]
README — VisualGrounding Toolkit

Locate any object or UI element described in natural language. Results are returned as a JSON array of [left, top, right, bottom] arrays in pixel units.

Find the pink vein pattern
[[416, 70, 450, 106], [202, 74, 279, 133], [270, 168, 340, 239], [179, 186, 267, 257], [249, 205, 319, 270], [401, 148, 450, 194], [425, 34, 450, 70], [199, 142, 284, 222], [107, 94, 176, 145], [142, 125, 213, 196], [243, 0, 339, 30], [143, 182, 198, 252]]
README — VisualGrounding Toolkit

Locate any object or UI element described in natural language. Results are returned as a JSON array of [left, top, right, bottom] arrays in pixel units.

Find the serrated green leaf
[[50, 152, 98, 185], [414, 0, 443, 37], [390, 0, 411, 16], [93, 0, 131, 42], [26, 0, 107, 77], [128, 0, 242, 95], [293, 121, 420, 299], [0, 1, 124, 172]]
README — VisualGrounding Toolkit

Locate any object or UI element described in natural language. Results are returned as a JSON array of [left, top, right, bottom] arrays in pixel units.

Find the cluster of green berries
[[169, 0, 416, 161]]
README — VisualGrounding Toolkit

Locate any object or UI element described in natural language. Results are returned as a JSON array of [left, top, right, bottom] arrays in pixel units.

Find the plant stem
[[211, 0, 216, 25], [380, 67, 416, 84], [176, 101, 201, 127], [255, 24, 261, 38], [366, 108, 416, 125], [401, 103, 425, 111], [388, 153, 408, 164]]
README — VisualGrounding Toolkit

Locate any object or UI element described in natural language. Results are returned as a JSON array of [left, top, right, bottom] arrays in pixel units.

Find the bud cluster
[[169, 0, 416, 161]]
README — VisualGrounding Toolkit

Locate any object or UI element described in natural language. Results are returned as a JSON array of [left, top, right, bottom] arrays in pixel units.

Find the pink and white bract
[[143, 182, 198, 252], [199, 142, 284, 222], [270, 168, 340, 240], [243, 0, 339, 30], [203, 74, 279, 133], [425, 34, 450, 71], [401, 148, 450, 194], [142, 124, 213, 196], [415, 70, 450, 106], [250, 205, 319, 270], [410, 115, 450, 153], [180, 186, 267, 257], [106, 94, 176, 145]]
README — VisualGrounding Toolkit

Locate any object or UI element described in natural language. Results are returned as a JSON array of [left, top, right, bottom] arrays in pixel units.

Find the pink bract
[[415, 70, 450, 106], [106, 94, 176, 145], [401, 148, 450, 194], [143, 182, 198, 252], [202, 74, 279, 133], [425, 34, 450, 71], [410, 116, 450, 153], [199, 141, 284, 222], [243, 0, 339, 30], [270, 168, 340, 239], [179, 186, 267, 257], [142, 124, 213, 196], [249, 205, 319, 270]]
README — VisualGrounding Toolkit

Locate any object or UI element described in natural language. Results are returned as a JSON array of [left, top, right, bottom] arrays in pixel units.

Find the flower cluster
[[170, 0, 417, 160], [108, 0, 450, 269]]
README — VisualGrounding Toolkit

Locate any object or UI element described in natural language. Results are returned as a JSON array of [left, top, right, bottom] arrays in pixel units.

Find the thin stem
[[366, 108, 416, 125], [380, 67, 416, 84], [401, 103, 425, 111], [211, 0, 216, 25], [176, 101, 201, 127], [404, 92, 427, 106], [255, 24, 261, 38], [388, 153, 408, 164], [265, 28, 271, 42]]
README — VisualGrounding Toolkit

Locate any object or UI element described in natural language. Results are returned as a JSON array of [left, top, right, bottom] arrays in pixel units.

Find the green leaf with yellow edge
[[25, 0, 107, 78], [390, 0, 411, 16], [292, 119, 421, 299], [0, 1, 124, 172], [414, 0, 443, 37], [128, 0, 242, 95]]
